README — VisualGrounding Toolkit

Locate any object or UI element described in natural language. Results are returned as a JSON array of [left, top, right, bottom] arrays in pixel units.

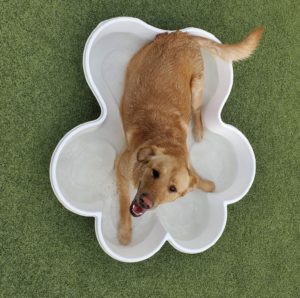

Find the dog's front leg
[[115, 150, 132, 245], [189, 167, 215, 193]]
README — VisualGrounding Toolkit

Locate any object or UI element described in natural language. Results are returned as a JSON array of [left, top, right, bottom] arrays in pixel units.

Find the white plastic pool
[[50, 17, 256, 262]]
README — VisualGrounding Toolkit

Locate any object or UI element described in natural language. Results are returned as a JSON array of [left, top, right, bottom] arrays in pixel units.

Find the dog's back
[[120, 28, 263, 147], [121, 32, 201, 148]]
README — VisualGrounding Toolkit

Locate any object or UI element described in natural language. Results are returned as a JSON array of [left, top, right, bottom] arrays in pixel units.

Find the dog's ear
[[179, 168, 198, 196], [137, 146, 161, 162]]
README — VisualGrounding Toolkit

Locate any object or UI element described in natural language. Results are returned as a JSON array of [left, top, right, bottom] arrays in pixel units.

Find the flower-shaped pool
[[50, 17, 255, 262]]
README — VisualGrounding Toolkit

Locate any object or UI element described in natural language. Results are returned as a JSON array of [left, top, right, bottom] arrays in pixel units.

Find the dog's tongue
[[130, 199, 146, 217]]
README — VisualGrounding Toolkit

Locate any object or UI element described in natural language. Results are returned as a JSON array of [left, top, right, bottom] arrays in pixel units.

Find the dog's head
[[130, 145, 199, 217]]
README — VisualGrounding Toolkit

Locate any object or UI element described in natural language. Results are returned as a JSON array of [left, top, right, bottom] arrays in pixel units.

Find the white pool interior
[[55, 31, 239, 249]]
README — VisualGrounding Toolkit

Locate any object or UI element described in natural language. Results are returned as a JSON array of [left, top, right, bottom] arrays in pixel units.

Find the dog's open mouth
[[130, 198, 147, 217]]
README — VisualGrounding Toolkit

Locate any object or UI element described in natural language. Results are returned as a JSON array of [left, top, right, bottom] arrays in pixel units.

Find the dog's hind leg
[[115, 150, 132, 245], [191, 73, 205, 141]]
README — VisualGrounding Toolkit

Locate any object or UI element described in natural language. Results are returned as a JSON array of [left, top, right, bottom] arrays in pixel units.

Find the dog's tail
[[193, 27, 264, 62]]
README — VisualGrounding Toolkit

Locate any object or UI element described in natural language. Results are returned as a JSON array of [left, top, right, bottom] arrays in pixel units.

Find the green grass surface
[[1, 1, 299, 297]]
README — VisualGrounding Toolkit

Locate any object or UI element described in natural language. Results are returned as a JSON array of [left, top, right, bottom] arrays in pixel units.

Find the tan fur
[[195, 27, 264, 61], [115, 28, 263, 245]]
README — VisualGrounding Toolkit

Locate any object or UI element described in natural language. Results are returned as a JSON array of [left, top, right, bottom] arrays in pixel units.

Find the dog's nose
[[139, 193, 153, 209]]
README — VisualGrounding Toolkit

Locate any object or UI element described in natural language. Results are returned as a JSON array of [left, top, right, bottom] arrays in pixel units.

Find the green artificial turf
[[1, 1, 299, 297]]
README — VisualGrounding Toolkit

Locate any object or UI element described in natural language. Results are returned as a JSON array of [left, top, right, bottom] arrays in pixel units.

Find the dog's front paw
[[205, 180, 215, 193], [118, 224, 132, 245]]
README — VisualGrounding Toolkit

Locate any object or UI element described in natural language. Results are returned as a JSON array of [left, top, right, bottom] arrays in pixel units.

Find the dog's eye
[[152, 169, 160, 179], [169, 185, 177, 193]]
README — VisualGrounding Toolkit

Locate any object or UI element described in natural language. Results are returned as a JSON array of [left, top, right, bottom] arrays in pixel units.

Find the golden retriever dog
[[115, 27, 263, 245]]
